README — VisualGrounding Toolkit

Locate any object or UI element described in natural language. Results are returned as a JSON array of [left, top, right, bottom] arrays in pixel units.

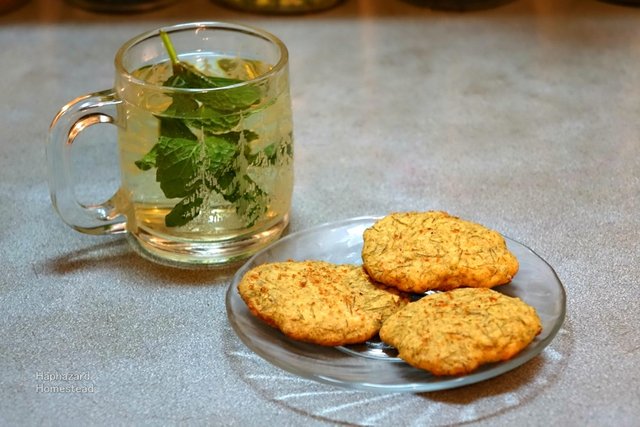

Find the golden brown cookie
[[379, 288, 542, 376], [362, 211, 519, 293], [237, 260, 410, 346]]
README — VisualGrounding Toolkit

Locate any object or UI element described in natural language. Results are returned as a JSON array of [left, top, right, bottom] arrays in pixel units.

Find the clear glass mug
[[47, 22, 294, 267]]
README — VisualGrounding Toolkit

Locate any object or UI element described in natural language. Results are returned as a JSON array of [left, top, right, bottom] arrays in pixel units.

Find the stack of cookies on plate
[[237, 211, 542, 376]]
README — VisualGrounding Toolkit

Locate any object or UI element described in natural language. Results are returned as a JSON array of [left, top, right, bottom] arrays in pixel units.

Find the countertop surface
[[1, 0, 639, 425]]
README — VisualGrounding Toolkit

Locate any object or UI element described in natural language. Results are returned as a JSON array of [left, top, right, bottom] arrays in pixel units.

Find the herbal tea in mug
[[48, 23, 293, 267]]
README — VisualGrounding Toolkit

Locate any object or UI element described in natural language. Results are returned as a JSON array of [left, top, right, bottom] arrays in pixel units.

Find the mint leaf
[[143, 132, 255, 227], [165, 194, 203, 227], [134, 144, 159, 170], [151, 134, 240, 197], [158, 116, 197, 140], [234, 175, 268, 226], [153, 136, 203, 199], [164, 63, 261, 113], [245, 136, 292, 167], [188, 112, 241, 134]]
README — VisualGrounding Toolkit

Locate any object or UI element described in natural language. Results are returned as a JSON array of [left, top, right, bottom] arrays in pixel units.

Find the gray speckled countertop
[[1, 0, 639, 425]]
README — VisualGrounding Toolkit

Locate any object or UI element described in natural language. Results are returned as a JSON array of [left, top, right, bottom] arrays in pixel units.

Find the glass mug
[[47, 22, 294, 267]]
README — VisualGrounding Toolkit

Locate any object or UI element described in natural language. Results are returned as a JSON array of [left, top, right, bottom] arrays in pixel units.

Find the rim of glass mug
[[114, 22, 289, 94]]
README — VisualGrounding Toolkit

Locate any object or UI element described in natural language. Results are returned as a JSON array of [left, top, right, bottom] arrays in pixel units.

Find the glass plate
[[225, 216, 566, 393]]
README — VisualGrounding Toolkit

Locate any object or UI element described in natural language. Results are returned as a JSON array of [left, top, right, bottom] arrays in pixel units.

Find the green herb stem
[[159, 30, 180, 74]]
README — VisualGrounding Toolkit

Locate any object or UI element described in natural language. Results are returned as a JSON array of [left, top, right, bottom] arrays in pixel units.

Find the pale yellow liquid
[[116, 55, 293, 265]]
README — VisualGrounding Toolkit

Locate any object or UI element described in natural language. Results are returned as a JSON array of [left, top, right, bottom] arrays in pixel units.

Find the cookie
[[379, 288, 542, 376], [362, 211, 519, 293], [237, 260, 410, 346]]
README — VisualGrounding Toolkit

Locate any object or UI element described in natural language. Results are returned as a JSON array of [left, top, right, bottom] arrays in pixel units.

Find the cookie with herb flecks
[[238, 260, 410, 346], [379, 287, 542, 376], [362, 211, 519, 293]]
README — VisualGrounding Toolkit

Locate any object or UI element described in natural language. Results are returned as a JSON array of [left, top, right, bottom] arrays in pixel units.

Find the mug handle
[[47, 89, 127, 235]]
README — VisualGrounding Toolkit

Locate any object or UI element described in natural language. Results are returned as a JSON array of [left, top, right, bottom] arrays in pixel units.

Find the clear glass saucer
[[225, 216, 566, 393]]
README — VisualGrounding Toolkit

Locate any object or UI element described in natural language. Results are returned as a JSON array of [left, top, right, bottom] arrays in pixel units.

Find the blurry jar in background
[[599, 0, 640, 6], [214, 0, 343, 14], [0, 0, 28, 14], [402, 0, 515, 11], [65, 0, 177, 13]]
